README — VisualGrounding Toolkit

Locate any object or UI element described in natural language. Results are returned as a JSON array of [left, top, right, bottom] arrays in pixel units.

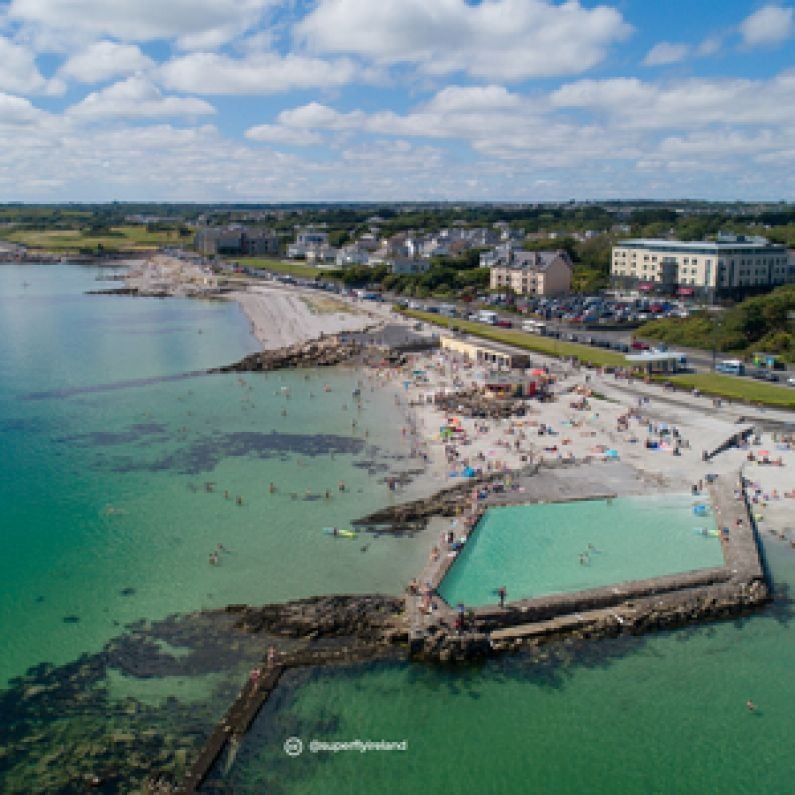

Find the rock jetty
[[210, 335, 361, 373]]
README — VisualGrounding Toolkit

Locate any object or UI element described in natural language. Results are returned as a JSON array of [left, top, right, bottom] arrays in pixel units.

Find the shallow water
[[439, 494, 724, 606], [0, 263, 428, 687]]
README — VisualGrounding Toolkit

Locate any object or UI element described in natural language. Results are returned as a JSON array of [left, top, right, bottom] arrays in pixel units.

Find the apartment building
[[489, 250, 573, 296], [611, 234, 792, 298]]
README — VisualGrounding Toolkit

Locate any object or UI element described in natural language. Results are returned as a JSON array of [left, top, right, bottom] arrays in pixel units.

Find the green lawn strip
[[1, 225, 186, 252], [235, 257, 328, 280], [664, 372, 795, 408], [399, 308, 627, 367]]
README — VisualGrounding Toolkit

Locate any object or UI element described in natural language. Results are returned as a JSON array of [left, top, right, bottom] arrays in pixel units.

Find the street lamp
[[711, 310, 723, 372]]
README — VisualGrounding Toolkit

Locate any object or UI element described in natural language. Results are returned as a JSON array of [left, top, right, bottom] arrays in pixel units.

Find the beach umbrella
[[462, 466, 477, 477], [606, 449, 619, 458], [758, 450, 770, 457]]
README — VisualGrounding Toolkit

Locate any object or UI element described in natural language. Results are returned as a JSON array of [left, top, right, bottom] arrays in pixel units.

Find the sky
[[0, 0, 794, 203]]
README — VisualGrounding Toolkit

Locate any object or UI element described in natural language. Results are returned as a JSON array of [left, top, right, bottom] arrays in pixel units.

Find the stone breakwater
[[209, 335, 362, 373]]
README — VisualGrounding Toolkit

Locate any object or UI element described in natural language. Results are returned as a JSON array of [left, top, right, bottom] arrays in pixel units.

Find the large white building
[[611, 234, 792, 298]]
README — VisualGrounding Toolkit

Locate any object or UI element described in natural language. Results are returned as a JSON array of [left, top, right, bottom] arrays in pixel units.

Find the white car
[[788, 376, 795, 387]]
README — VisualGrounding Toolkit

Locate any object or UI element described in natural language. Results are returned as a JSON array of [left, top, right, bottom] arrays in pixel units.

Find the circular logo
[[284, 736, 303, 757]]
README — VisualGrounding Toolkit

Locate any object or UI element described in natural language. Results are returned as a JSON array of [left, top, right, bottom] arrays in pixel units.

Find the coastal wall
[[409, 471, 769, 662]]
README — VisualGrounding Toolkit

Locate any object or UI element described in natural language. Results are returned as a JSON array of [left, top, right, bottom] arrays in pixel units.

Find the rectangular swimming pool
[[437, 494, 725, 607]]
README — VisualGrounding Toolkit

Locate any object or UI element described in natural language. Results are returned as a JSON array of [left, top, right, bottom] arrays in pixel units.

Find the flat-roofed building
[[440, 334, 531, 369], [195, 226, 280, 257], [611, 234, 791, 299]]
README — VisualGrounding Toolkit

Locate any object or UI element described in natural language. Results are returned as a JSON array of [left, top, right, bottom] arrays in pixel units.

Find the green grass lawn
[[665, 372, 795, 409], [236, 257, 328, 280], [399, 309, 628, 367], [1, 225, 190, 252]]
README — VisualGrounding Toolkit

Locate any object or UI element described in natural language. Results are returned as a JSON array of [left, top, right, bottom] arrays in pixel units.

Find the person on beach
[[268, 646, 277, 667]]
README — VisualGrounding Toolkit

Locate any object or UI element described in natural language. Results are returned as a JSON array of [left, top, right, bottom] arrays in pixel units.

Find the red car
[[495, 319, 513, 328], [630, 340, 649, 350]]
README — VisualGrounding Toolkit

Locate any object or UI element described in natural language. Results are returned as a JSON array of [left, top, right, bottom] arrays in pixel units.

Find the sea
[[1, 262, 794, 793]]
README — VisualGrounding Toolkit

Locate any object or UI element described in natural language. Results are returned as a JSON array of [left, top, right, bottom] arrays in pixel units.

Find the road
[[409, 297, 794, 382]]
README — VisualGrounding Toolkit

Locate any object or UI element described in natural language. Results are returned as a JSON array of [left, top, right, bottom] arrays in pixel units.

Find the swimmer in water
[[746, 699, 757, 712], [579, 553, 590, 565], [209, 552, 219, 565], [268, 482, 276, 493]]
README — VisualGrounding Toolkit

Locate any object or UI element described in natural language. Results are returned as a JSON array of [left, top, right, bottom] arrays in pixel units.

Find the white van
[[522, 320, 546, 334]]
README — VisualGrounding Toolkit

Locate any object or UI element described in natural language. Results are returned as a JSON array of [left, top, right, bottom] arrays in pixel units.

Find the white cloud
[[643, 42, 690, 66], [159, 52, 359, 94], [67, 75, 215, 120], [0, 35, 48, 94], [422, 84, 523, 113], [245, 124, 322, 146], [8, 0, 272, 49], [59, 42, 154, 84], [297, 0, 631, 80], [739, 5, 794, 47], [551, 71, 795, 128], [0, 90, 47, 125]]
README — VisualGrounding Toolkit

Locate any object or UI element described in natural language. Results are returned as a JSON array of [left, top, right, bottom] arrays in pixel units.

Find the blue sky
[[0, 0, 794, 202]]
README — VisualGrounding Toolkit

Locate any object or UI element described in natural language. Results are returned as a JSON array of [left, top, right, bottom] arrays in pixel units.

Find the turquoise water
[[0, 263, 427, 687], [214, 540, 795, 795], [438, 495, 724, 606]]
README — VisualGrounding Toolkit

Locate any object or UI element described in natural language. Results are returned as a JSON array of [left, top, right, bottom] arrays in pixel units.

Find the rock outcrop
[[210, 336, 361, 373], [227, 594, 405, 643]]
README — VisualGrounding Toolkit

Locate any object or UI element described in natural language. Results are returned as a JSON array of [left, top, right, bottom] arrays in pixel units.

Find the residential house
[[489, 250, 573, 296]]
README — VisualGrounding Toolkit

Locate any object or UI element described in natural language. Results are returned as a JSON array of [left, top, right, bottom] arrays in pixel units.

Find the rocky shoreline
[[209, 335, 365, 373]]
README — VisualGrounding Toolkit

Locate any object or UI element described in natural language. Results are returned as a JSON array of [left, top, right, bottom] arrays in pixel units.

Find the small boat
[[323, 527, 357, 538], [692, 527, 719, 537]]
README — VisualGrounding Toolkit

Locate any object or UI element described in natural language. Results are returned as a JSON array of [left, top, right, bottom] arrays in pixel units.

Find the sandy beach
[[230, 284, 393, 349], [381, 343, 795, 545]]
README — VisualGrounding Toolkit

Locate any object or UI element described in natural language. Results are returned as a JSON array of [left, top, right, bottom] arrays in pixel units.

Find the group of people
[[208, 543, 227, 565]]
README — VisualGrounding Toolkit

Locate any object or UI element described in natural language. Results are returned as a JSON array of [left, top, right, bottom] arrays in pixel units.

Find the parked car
[[495, 319, 513, 328]]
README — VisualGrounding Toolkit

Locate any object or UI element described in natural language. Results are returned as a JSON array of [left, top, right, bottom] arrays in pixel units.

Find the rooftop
[[616, 236, 785, 252]]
